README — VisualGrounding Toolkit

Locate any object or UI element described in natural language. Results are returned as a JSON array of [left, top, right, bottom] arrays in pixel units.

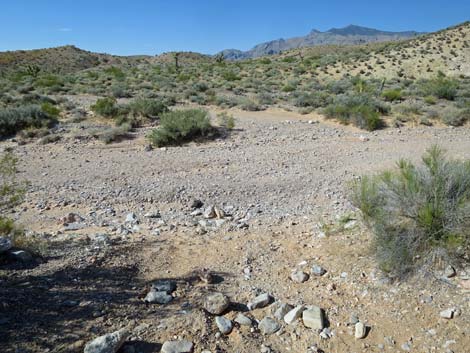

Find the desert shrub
[[421, 73, 458, 100], [441, 107, 469, 126], [111, 84, 130, 98], [0, 152, 26, 235], [424, 95, 437, 105], [104, 66, 126, 80], [98, 123, 132, 144], [40, 102, 60, 118], [217, 112, 235, 130], [323, 94, 386, 131], [0, 105, 57, 137], [128, 98, 168, 119], [222, 71, 240, 81], [91, 97, 118, 118], [257, 92, 274, 105], [293, 91, 331, 108], [382, 89, 403, 102], [147, 109, 213, 147], [239, 98, 262, 111], [352, 146, 470, 277]]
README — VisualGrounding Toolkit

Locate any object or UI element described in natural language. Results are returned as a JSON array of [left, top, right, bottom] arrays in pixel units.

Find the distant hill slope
[[220, 25, 424, 60], [0, 45, 150, 74], [311, 22, 470, 79]]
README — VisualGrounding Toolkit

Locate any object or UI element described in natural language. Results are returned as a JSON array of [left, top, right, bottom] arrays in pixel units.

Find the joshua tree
[[173, 52, 180, 72], [215, 53, 225, 64]]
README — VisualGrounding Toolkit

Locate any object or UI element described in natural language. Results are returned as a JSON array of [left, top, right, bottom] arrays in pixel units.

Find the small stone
[[290, 270, 309, 283], [311, 265, 327, 276], [401, 341, 412, 351], [84, 328, 129, 353], [144, 211, 161, 218], [144, 290, 173, 304], [234, 313, 252, 326], [354, 321, 367, 339], [215, 316, 233, 334], [125, 213, 137, 223], [274, 303, 293, 320], [440, 308, 454, 319], [349, 313, 359, 325], [302, 306, 324, 330], [203, 206, 216, 219], [284, 305, 305, 325], [0, 236, 12, 253], [248, 293, 272, 310], [320, 327, 332, 339], [214, 206, 225, 219], [151, 280, 177, 293], [204, 292, 230, 315], [258, 317, 281, 335], [161, 340, 194, 353], [444, 265, 456, 278]]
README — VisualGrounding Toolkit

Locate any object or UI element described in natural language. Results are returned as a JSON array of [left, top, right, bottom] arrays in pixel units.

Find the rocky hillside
[[0, 45, 149, 75], [220, 25, 423, 60]]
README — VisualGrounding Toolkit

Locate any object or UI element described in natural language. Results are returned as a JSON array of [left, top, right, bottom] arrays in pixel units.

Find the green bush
[[40, 102, 60, 118], [382, 89, 403, 102], [0, 152, 26, 235], [147, 109, 213, 147], [128, 98, 168, 119], [352, 146, 470, 276], [441, 107, 469, 126], [323, 94, 385, 131], [91, 97, 118, 118], [0, 105, 57, 137], [217, 112, 235, 130], [293, 91, 331, 108], [421, 73, 458, 100]]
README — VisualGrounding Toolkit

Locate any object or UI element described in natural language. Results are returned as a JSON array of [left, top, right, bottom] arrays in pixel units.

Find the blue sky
[[0, 0, 468, 55]]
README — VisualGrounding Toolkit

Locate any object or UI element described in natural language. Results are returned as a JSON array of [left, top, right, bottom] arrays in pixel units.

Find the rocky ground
[[1, 107, 469, 353]]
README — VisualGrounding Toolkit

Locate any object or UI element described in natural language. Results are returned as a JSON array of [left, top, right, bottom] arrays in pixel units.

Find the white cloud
[[59, 28, 72, 32]]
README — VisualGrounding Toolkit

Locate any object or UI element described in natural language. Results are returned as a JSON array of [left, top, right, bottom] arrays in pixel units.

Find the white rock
[[284, 305, 305, 325], [440, 308, 454, 319], [354, 321, 367, 339], [302, 306, 324, 330], [161, 340, 194, 353], [204, 292, 230, 315], [84, 328, 129, 353], [248, 293, 272, 310], [258, 317, 281, 335], [234, 313, 252, 326], [290, 271, 309, 283], [215, 316, 233, 334]]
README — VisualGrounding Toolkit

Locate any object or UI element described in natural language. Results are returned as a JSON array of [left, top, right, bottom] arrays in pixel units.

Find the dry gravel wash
[[1, 109, 470, 353]]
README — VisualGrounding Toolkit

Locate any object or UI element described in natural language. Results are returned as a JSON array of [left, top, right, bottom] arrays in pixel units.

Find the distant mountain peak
[[220, 24, 424, 60]]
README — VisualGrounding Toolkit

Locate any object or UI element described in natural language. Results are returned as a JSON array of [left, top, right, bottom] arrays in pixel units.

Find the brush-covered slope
[[0, 45, 149, 74]]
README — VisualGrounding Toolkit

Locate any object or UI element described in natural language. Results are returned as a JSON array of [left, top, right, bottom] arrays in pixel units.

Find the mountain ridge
[[220, 24, 424, 60]]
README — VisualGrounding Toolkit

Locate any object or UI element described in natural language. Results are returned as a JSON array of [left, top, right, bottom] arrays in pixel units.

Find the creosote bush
[[323, 93, 386, 131], [352, 146, 470, 277], [147, 109, 214, 147], [0, 105, 58, 137], [91, 97, 118, 118]]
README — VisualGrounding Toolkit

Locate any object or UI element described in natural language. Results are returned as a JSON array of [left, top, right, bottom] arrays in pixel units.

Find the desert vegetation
[[353, 146, 470, 276]]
